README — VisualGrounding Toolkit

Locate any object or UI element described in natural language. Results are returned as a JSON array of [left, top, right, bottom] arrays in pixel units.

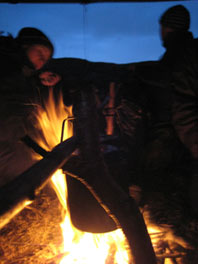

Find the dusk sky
[[0, 1, 198, 64]]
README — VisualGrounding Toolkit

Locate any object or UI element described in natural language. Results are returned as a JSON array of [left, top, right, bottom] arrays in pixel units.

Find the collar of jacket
[[163, 30, 194, 49]]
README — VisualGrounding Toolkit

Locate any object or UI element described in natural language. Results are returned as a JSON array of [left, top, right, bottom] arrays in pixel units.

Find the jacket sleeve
[[172, 47, 198, 161]]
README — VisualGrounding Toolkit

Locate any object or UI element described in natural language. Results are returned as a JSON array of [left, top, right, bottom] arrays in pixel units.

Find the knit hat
[[159, 5, 190, 31], [16, 27, 54, 55]]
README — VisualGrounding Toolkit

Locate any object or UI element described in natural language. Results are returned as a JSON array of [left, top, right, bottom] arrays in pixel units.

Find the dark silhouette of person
[[132, 5, 196, 208], [0, 27, 54, 187], [159, 5, 198, 216]]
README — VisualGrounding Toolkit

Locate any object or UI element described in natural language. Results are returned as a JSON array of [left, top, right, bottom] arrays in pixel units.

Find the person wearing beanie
[[0, 27, 54, 77], [158, 5, 198, 216], [159, 5, 193, 67], [159, 5, 190, 41], [16, 27, 54, 71], [0, 27, 54, 188], [133, 5, 198, 222]]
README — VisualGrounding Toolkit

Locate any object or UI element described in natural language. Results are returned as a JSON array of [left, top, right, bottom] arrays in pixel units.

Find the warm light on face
[[27, 44, 52, 70]]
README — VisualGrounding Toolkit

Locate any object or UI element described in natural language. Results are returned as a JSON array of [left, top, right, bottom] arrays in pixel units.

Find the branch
[[0, 136, 78, 229]]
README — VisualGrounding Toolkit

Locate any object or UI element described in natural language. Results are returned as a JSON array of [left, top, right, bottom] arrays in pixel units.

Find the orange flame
[[31, 87, 177, 263], [32, 88, 130, 264]]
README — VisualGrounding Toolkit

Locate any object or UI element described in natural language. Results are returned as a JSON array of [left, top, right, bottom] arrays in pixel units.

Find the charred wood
[[0, 136, 77, 229], [21, 135, 49, 157], [13, 84, 157, 263], [68, 85, 157, 264]]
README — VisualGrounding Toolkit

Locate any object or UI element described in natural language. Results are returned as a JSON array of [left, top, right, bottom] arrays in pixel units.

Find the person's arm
[[172, 44, 198, 214], [172, 64, 198, 161]]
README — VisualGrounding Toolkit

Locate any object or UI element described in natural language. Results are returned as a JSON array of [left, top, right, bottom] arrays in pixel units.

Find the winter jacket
[[129, 33, 194, 193], [0, 35, 40, 186], [166, 32, 198, 163]]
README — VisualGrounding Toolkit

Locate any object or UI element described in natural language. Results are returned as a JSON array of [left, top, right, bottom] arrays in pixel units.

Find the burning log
[[0, 136, 78, 230], [19, 84, 157, 263], [0, 83, 156, 263], [65, 85, 157, 264]]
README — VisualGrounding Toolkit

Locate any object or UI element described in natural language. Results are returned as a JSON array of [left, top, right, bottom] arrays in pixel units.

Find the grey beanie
[[160, 5, 190, 31]]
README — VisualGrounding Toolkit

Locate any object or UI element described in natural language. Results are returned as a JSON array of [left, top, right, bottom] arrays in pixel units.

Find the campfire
[[32, 87, 131, 264], [0, 86, 196, 264]]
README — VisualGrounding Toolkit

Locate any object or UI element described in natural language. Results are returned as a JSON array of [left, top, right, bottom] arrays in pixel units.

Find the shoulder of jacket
[[193, 38, 198, 50], [0, 34, 19, 55]]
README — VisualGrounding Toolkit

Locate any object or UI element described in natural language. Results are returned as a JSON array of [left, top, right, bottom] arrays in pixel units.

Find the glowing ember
[[32, 88, 130, 264]]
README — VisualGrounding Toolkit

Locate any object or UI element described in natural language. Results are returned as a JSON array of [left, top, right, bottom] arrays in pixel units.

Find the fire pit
[[0, 86, 198, 264], [0, 183, 63, 264]]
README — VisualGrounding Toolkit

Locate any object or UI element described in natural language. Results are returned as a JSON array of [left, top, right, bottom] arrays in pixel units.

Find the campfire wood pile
[[0, 183, 64, 264], [140, 190, 198, 263], [0, 59, 198, 263], [0, 136, 77, 230], [0, 85, 156, 264], [67, 85, 157, 263], [0, 183, 198, 263]]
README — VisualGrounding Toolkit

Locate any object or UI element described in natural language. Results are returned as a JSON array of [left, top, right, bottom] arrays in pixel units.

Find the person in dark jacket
[[0, 27, 54, 187], [1, 27, 53, 77], [131, 5, 196, 204], [159, 5, 198, 215]]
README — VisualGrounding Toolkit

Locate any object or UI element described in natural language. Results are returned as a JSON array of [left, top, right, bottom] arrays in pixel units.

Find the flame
[[51, 169, 129, 264], [32, 88, 130, 264], [32, 88, 73, 151], [31, 87, 182, 263]]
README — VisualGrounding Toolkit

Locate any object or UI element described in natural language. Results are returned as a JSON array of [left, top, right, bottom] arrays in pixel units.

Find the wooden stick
[[0, 136, 78, 229], [72, 85, 157, 264], [105, 82, 116, 135]]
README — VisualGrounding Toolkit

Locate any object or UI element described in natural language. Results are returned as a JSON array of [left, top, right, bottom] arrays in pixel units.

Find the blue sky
[[0, 1, 198, 63]]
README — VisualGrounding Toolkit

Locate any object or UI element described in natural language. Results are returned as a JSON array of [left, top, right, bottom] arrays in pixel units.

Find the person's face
[[160, 25, 174, 42], [26, 44, 52, 70]]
